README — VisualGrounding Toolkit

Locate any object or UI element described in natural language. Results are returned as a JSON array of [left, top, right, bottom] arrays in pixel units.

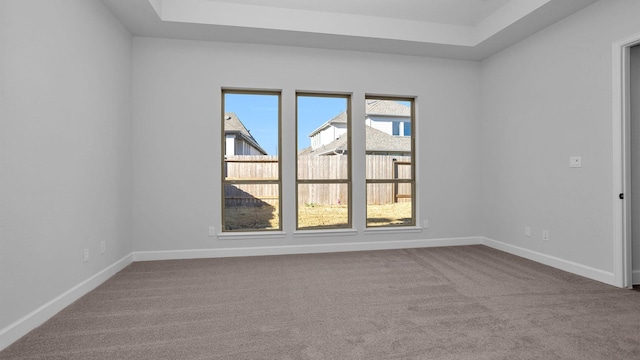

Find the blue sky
[[224, 93, 347, 154]]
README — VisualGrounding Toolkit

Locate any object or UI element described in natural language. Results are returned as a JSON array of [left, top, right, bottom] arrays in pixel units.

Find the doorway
[[631, 45, 640, 285], [613, 33, 640, 288]]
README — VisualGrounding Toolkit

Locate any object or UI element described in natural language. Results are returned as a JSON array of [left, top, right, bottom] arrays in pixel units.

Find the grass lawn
[[224, 202, 412, 230], [364, 202, 413, 227]]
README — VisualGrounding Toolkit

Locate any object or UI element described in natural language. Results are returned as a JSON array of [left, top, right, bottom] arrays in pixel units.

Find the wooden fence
[[224, 155, 411, 206], [225, 155, 279, 207]]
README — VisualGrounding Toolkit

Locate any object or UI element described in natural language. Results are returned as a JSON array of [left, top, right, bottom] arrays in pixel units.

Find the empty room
[[2, 0, 640, 358]]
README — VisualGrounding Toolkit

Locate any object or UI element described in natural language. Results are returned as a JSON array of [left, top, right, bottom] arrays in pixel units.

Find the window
[[392, 121, 411, 136], [403, 121, 411, 136], [222, 90, 281, 231], [296, 93, 351, 229], [392, 121, 400, 136], [365, 97, 415, 227]]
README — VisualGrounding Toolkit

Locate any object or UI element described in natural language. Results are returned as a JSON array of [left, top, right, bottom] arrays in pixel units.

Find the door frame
[[613, 32, 640, 288]]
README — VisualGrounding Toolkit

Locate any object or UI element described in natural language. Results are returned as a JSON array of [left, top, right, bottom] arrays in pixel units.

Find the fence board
[[224, 155, 412, 206]]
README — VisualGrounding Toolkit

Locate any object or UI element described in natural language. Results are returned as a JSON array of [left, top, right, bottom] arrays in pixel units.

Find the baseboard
[[481, 237, 616, 286], [0, 254, 133, 351], [633, 270, 640, 285], [132, 236, 483, 261], [1, 237, 621, 351]]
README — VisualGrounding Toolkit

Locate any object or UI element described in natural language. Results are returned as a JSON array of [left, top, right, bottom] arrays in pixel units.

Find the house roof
[[224, 112, 267, 155], [300, 125, 411, 156], [308, 111, 347, 137], [365, 100, 411, 117], [308, 100, 409, 137], [364, 126, 411, 153]]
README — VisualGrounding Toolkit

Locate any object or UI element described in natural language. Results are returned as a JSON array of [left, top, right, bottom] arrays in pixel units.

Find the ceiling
[[100, 0, 598, 60], [203, 0, 512, 26]]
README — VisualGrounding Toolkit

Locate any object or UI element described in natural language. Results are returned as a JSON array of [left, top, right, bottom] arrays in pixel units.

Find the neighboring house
[[299, 126, 411, 156], [307, 111, 348, 152], [224, 112, 267, 156], [365, 99, 411, 137], [301, 100, 411, 156]]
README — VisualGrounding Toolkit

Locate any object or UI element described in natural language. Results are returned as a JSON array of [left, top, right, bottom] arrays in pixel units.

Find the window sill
[[363, 226, 423, 235], [293, 228, 358, 238], [217, 231, 287, 241]]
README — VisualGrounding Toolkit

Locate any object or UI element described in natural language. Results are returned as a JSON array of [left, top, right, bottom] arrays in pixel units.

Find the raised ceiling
[[204, 0, 512, 26], [100, 0, 598, 60]]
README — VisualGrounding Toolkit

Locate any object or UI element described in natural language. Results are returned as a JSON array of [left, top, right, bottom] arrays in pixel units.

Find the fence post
[[393, 158, 398, 203]]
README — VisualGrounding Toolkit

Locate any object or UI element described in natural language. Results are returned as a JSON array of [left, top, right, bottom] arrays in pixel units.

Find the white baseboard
[[132, 236, 483, 261], [4, 236, 617, 351], [0, 254, 133, 351], [481, 237, 616, 286], [633, 270, 640, 285], [0, 238, 479, 351]]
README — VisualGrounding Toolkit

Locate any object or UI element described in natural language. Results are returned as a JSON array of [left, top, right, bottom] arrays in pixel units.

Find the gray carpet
[[2, 245, 640, 359]]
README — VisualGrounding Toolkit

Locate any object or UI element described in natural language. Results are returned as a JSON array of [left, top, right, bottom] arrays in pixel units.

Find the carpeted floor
[[1, 245, 640, 359]]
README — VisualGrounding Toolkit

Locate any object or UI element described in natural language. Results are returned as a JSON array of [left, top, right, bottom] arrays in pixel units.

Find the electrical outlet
[[83, 248, 90, 263], [423, 219, 429, 228], [208, 226, 216, 237], [100, 241, 106, 254], [542, 230, 549, 241], [569, 156, 582, 168], [525, 226, 531, 237]]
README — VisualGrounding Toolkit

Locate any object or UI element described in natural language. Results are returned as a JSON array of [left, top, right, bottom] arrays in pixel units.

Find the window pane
[[392, 121, 399, 135], [365, 97, 414, 228], [366, 183, 413, 227], [364, 99, 412, 156], [404, 122, 411, 136], [224, 184, 279, 231], [222, 91, 280, 232], [296, 93, 351, 230], [297, 96, 349, 180], [224, 93, 279, 180], [297, 183, 349, 229]]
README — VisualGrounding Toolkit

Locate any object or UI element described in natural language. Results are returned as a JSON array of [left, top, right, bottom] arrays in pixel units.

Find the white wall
[[631, 45, 640, 282], [480, 0, 640, 278], [132, 38, 482, 253], [6, 0, 640, 350], [0, 0, 132, 340]]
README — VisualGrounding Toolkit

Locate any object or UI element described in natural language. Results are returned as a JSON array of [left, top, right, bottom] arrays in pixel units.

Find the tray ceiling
[[100, 0, 598, 60]]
